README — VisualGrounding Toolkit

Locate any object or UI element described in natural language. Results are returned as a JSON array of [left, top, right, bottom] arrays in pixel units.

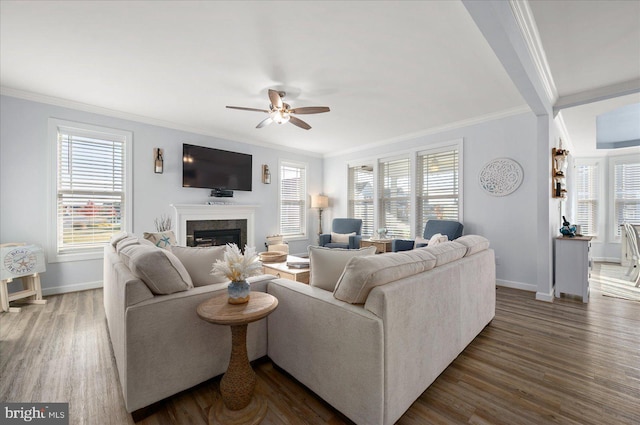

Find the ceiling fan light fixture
[[271, 110, 290, 124]]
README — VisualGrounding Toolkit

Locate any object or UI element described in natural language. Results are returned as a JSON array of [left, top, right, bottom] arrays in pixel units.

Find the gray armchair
[[319, 218, 363, 249], [391, 219, 463, 252]]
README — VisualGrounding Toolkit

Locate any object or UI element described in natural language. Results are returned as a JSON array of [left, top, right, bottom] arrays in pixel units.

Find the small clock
[[1, 245, 46, 281]]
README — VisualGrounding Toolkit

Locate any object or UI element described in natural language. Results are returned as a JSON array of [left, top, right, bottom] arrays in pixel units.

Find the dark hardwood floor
[[1, 277, 638, 424]]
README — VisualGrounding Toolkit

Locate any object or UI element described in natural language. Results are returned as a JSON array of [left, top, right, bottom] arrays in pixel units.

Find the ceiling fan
[[226, 89, 330, 130]]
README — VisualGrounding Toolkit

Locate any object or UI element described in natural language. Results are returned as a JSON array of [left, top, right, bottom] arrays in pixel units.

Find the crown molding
[[509, 0, 558, 105], [0, 86, 323, 158], [325, 104, 531, 158]]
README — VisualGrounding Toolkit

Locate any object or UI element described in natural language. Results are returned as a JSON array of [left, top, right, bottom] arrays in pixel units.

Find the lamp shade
[[311, 194, 329, 209]]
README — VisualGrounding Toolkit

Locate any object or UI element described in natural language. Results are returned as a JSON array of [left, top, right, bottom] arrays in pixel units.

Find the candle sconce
[[154, 148, 164, 174], [552, 146, 568, 199]]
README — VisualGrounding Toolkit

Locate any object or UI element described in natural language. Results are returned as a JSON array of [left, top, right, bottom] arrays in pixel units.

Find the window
[[416, 146, 460, 232], [575, 161, 600, 237], [379, 157, 411, 238], [49, 119, 132, 261], [348, 165, 374, 238], [279, 161, 307, 238], [611, 155, 640, 239]]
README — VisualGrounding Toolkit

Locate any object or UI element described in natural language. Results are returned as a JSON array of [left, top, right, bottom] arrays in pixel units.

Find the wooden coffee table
[[197, 292, 278, 425], [261, 255, 310, 284]]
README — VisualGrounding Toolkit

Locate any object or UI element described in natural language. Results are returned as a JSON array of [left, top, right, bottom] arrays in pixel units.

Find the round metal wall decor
[[478, 158, 523, 196]]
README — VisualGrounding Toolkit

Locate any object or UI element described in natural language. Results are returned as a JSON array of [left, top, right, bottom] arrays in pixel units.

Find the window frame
[[278, 159, 308, 241], [48, 119, 133, 263], [378, 154, 413, 239], [347, 162, 376, 238], [573, 158, 604, 239], [609, 153, 640, 242]]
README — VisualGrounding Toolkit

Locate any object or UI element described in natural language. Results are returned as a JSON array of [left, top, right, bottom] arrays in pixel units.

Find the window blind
[[378, 158, 411, 238], [348, 165, 374, 238], [279, 162, 307, 237], [57, 130, 126, 254], [575, 162, 599, 237], [613, 159, 640, 238], [416, 148, 459, 231]]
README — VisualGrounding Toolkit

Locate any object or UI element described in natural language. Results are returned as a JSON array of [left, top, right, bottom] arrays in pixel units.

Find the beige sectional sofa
[[103, 234, 495, 424]]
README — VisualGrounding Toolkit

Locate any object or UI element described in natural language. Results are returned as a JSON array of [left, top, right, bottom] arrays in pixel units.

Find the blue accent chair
[[319, 218, 363, 249], [391, 219, 464, 252]]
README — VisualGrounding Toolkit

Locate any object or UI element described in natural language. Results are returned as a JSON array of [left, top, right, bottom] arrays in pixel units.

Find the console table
[[360, 239, 394, 254], [197, 292, 278, 425], [554, 236, 592, 303], [261, 255, 310, 284]]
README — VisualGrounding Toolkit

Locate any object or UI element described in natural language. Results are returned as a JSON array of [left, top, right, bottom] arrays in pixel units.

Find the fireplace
[[172, 204, 257, 248], [192, 228, 242, 247]]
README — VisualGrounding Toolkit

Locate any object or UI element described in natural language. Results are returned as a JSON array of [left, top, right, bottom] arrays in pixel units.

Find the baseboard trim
[[496, 279, 537, 292], [535, 289, 554, 303], [42, 280, 103, 296]]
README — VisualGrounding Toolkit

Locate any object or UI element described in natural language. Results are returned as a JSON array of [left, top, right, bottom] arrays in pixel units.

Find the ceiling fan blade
[[268, 89, 283, 109], [289, 116, 311, 130], [226, 106, 270, 113], [256, 117, 274, 128], [289, 106, 330, 114]]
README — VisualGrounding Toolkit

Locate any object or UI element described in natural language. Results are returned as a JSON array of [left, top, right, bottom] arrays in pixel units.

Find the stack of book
[[286, 261, 309, 269]]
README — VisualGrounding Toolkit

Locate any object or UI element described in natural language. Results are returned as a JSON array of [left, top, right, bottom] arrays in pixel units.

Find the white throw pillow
[[331, 232, 356, 244], [428, 233, 448, 247], [143, 230, 177, 250], [170, 245, 229, 286], [414, 236, 429, 248], [308, 245, 376, 292]]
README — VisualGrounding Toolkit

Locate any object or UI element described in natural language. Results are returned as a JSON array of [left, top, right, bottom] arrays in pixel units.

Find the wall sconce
[[552, 144, 568, 199], [154, 148, 164, 174], [262, 164, 271, 184], [311, 194, 330, 236]]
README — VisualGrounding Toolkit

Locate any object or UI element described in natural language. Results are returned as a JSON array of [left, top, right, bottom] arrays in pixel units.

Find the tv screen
[[182, 144, 252, 191]]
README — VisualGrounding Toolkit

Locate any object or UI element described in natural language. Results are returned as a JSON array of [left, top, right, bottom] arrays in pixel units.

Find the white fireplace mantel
[[171, 204, 259, 247]]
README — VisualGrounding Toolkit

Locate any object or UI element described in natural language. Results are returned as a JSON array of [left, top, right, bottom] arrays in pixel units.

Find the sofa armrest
[[349, 234, 363, 249], [391, 239, 414, 252], [318, 233, 331, 246], [267, 279, 385, 425]]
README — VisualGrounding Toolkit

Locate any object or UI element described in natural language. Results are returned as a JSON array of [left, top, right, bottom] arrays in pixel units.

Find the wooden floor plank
[[1, 263, 638, 424]]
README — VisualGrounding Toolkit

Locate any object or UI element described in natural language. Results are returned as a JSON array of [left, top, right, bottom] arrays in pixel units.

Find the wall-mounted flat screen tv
[[182, 144, 252, 191]]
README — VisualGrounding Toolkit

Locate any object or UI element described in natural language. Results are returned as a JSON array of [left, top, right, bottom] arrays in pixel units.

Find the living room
[[1, 1, 639, 425]]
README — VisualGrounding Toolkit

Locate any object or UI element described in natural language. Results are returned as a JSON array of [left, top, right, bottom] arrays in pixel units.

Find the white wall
[[324, 111, 540, 290], [0, 95, 323, 294]]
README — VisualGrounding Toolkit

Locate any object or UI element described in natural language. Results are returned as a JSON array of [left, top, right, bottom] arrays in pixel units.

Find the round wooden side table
[[197, 291, 278, 425]]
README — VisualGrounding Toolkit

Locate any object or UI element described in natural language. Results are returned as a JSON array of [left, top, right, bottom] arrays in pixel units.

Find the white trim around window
[[48, 118, 133, 262], [573, 157, 604, 240], [608, 153, 640, 242], [278, 159, 308, 240]]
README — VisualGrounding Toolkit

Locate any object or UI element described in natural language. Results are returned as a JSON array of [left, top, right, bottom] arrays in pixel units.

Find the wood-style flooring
[[1, 271, 638, 424]]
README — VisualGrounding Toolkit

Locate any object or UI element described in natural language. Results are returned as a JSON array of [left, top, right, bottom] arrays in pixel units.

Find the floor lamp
[[311, 194, 329, 242]]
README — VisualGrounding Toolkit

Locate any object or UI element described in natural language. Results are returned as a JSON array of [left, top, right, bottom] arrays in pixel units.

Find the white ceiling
[[1, 1, 639, 157]]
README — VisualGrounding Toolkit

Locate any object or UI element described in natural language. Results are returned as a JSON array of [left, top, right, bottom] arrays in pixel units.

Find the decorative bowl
[[259, 251, 287, 263]]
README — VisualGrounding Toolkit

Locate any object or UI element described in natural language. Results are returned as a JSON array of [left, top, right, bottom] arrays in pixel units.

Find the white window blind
[[348, 165, 374, 238], [575, 162, 599, 237], [56, 128, 126, 254], [613, 159, 640, 238], [279, 162, 307, 237], [416, 148, 459, 232], [379, 158, 411, 238]]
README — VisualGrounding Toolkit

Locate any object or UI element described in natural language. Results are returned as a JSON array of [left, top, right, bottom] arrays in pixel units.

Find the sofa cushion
[[455, 235, 490, 256], [331, 232, 356, 243], [119, 244, 193, 294], [308, 245, 376, 292], [170, 245, 229, 287], [422, 241, 466, 266], [115, 235, 140, 253], [143, 230, 177, 250], [110, 231, 130, 247], [333, 249, 437, 304]]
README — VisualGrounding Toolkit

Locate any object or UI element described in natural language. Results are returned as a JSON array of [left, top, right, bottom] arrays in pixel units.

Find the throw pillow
[[308, 245, 376, 292], [428, 233, 448, 246], [143, 230, 177, 250], [110, 231, 130, 247], [334, 249, 437, 304], [331, 232, 356, 244], [119, 244, 193, 295], [115, 235, 139, 253], [170, 245, 229, 286], [455, 235, 490, 256]]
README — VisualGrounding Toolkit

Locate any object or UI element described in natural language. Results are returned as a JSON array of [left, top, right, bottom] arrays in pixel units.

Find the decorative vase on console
[[211, 243, 262, 304]]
